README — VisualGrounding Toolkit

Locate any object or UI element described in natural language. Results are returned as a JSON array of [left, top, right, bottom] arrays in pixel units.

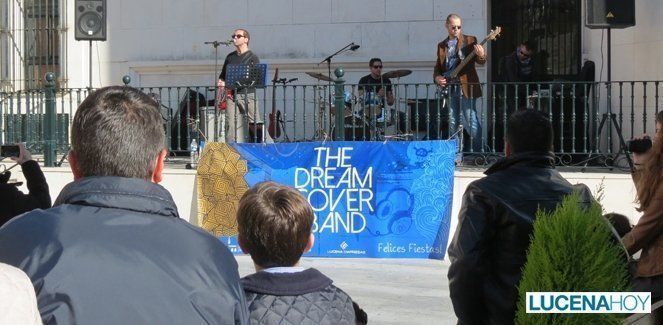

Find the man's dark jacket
[[242, 268, 357, 324], [499, 51, 539, 83], [0, 176, 249, 324], [0, 160, 51, 226], [447, 152, 593, 325]]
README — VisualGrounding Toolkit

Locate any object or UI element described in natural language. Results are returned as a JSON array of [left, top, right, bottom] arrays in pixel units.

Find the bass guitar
[[268, 68, 282, 139]]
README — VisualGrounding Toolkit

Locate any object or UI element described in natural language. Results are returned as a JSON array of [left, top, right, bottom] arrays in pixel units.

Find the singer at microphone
[[217, 28, 273, 144]]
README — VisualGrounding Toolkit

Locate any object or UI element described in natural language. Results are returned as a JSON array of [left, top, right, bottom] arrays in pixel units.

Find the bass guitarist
[[433, 13, 486, 153]]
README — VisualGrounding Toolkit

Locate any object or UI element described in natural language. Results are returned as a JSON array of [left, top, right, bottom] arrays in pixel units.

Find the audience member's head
[[506, 109, 553, 155], [604, 213, 632, 238], [70, 86, 166, 182], [237, 181, 314, 270]]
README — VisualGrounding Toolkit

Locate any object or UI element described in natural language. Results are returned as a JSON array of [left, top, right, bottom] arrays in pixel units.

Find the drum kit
[[305, 69, 412, 141]]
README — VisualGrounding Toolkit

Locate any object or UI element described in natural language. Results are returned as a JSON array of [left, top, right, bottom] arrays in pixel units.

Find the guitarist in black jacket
[[433, 13, 486, 153]]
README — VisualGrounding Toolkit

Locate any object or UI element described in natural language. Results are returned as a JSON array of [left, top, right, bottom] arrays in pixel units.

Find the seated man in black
[[501, 41, 538, 85], [357, 58, 395, 138], [492, 41, 542, 151], [358, 58, 395, 108]]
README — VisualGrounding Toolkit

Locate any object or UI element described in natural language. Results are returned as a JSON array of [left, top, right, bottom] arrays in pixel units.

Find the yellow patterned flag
[[196, 142, 249, 237]]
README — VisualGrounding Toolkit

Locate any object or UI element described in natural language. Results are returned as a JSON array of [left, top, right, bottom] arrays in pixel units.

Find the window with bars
[[1, 0, 64, 90], [491, 0, 582, 81]]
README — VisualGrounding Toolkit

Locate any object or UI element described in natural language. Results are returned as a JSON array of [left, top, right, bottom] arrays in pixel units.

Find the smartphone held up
[[0, 144, 20, 158]]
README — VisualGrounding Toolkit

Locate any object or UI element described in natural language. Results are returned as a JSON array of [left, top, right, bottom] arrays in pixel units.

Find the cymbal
[[382, 69, 412, 79], [305, 72, 333, 82]]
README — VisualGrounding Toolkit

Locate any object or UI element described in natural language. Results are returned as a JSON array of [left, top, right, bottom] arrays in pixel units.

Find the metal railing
[[2, 73, 661, 168]]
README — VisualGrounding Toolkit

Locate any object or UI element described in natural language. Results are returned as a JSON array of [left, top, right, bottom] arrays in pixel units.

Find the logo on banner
[[326, 240, 366, 256], [295, 147, 373, 235]]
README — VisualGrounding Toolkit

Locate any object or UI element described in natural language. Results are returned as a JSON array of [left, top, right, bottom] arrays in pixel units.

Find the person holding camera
[[0, 143, 51, 227], [624, 110, 663, 303]]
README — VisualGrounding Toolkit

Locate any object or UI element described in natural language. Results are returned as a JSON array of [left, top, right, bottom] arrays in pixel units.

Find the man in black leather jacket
[[447, 110, 593, 324]]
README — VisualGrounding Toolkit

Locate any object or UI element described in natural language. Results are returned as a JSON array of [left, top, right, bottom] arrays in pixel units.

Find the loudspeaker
[[585, 0, 635, 29], [75, 0, 106, 41]]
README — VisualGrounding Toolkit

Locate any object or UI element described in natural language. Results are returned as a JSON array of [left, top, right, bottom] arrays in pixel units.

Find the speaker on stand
[[583, 0, 635, 170], [585, 0, 635, 29], [74, 0, 106, 89]]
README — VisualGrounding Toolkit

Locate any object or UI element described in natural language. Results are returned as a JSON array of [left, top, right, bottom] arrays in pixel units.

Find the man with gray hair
[[0, 86, 249, 324]]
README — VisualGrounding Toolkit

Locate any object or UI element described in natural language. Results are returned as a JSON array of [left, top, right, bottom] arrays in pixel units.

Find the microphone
[[204, 40, 233, 47], [350, 43, 360, 51]]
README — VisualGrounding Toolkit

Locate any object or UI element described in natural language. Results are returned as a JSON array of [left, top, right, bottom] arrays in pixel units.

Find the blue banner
[[216, 140, 456, 259]]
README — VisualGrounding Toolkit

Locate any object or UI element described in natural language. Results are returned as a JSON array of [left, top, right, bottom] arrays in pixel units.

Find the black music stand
[[226, 64, 268, 142], [226, 64, 267, 89]]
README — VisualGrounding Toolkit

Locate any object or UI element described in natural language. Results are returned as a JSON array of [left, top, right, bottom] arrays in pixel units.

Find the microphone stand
[[274, 78, 299, 141], [204, 40, 230, 105], [203, 40, 231, 147], [318, 42, 356, 139]]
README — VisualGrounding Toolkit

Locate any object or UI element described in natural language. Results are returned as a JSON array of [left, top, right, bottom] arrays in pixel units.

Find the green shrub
[[515, 192, 629, 324]]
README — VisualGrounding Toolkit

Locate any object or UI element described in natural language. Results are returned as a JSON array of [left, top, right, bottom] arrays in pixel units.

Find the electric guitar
[[268, 68, 282, 139], [440, 26, 502, 94], [216, 83, 233, 111]]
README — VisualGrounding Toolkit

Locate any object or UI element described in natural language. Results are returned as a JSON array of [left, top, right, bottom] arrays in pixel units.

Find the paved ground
[[235, 256, 457, 324]]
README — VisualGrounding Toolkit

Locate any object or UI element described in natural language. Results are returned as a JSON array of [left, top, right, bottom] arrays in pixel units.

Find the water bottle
[[189, 139, 198, 164]]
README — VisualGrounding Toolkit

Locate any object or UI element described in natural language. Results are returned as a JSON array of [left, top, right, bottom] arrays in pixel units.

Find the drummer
[[358, 58, 395, 107]]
